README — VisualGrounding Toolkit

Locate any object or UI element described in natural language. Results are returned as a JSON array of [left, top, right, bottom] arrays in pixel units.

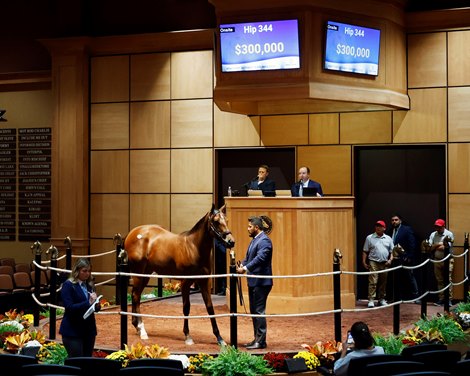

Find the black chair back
[[119, 366, 184, 376], [393, 372, 451, 376], [21, 363, 81, 375], [0, 353, 37, 374], [363, 360, 426, 376], [65, 357, 122, 376], [411, 350, 461, 373], [451, 359, 470, 376], [401, 343, 447, 359], [347, 354, 403, 376], [127, 358, 183, 370]]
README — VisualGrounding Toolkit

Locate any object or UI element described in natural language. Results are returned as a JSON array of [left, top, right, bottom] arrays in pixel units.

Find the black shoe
[[434, 300, 444, 307], [243, 340, 256, 347], [217, 290, 226, 296], [246, 342, 266, 350]]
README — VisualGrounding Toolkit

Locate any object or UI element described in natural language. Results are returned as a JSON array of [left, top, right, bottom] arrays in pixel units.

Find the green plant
[[188, 353, 214, 373], [453, 292, 470, 314], [373, 333, 407, 355], [201, 345, 273, 376], [37, 342, 68, 364], [415, 314, 467, 344]]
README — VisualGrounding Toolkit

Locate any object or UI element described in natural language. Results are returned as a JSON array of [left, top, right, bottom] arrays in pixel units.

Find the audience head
[[350, 321, 375, 350]]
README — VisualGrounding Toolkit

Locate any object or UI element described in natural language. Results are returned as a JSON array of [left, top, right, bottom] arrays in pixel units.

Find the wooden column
[[41, 38, 92, 255]]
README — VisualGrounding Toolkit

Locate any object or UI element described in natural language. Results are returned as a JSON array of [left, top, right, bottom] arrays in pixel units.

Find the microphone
[[251, 176, 259, 181], [298, 180, 303, 185]]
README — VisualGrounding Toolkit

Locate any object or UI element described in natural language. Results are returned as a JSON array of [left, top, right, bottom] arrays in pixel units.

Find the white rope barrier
[[27, 238, 469, 335]]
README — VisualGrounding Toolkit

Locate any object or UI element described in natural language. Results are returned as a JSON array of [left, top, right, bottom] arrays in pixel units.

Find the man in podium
[[291, 166, 323, 197]]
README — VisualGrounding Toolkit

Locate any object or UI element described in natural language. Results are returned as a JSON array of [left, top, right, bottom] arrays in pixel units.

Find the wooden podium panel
[[224, 197, 356, 314]]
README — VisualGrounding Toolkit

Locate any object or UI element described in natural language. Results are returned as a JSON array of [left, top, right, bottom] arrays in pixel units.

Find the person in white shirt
[[333, 321, 384, 376], [428, 218, 454, 306], [362, 220, 394, 308]]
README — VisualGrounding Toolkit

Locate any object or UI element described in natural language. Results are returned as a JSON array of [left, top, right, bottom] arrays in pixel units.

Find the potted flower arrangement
[[452, 293, 470, 330], [188, 353, 214, 373], [106, 342, 189, 369], [200, 345, 273, 376]]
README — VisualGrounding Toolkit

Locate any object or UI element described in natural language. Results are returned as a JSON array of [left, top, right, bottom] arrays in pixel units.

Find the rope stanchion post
[[47, 245, 59, 339], [229, 248, 238, 348], [114, 234, 123, 305], [443, 237, 451, 312], [117, 247, 129, 350], [391, 259, 400, 335], [64, 236, 72, 273], [333, 249, 342, 343], [464, 233, 469, 303], [31, 241, 43, 326], [420, 242, 429, 318]]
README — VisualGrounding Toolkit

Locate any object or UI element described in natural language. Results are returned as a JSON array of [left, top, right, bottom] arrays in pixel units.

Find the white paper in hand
[[83, 294, 103, 319]]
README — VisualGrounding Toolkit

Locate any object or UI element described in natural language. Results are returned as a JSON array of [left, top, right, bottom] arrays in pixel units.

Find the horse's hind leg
[[181, 279, 194, 345], [199, 278, 226, 346], [132, 275, 150, 339]]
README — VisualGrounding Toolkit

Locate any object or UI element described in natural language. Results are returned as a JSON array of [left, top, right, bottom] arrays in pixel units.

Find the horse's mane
[[180, 211, 209, 236]]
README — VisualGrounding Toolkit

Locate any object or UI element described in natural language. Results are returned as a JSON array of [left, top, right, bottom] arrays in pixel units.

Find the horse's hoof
[[185, 337, 194, 345], [218, 339, 227, 347], [140, 334, 149, 340]]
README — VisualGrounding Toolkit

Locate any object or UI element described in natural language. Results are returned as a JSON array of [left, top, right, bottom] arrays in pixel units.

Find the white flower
[[24, 340, 42, 347], [169, 354, 190, 370], [0, 320, 24, 331]]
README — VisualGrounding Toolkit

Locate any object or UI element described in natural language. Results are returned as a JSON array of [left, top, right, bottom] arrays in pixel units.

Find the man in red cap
[[362, 220, 394, 308], [428, 218, 454, 306]]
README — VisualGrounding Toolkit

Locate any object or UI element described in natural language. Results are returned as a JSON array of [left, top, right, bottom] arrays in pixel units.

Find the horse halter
[[209, 210, 234, 248]]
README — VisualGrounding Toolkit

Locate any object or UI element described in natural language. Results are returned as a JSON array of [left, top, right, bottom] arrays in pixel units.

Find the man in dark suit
[[291, 166, 323, 197], [387, 214, 420, 301], [237, 216, 273, 350], [247, 164, 276, 194]]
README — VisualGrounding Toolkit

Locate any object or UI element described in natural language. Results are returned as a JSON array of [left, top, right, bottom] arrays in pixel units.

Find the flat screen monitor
[[219, 19, 300, 72], [324, 21, 381, 76]]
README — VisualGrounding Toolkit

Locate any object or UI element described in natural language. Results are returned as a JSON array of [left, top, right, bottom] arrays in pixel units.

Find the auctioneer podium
[[224, 196, 356, 314]]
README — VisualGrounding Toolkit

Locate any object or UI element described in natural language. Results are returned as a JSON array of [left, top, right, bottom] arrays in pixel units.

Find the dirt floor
[[45, 293, 443, 355]]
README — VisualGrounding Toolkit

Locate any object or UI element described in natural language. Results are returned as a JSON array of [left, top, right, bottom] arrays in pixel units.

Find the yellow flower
[[294, 351, 320, 370], [22, 314, 34, 324]]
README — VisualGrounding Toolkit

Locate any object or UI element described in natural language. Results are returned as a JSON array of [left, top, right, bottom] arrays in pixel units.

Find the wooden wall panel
[[340, 112, 392, 144], [130, 53, 171, 101], [91, 103, 129, 150], [260, 115, 308, 146], [170, 194, 213, 233], [449, 194, 470, 246], [130, 194, 170, 230], [130, 150, 170, 192], [448, 30, 470, 87], [171, 149, 213, 192], [171, 99, 213, 147], [297, 145, 351, 195], [309, 113, 339, 145], [90, 151, 129, 193], [392, 88, 447, 143], [90, 194, 129, 238], [407, 33, 447, 88], [448, 143, 470, 193], [91, 56, 129, 103], [171, 51, 213, 99], [214, 107, 260, 147], [130, 101, 171, 149], [448, 87, 470, 142]]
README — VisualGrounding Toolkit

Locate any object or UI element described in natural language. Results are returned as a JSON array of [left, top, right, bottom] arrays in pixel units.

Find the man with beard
[[237, 216, 273, 350], [388, 214, 420, 302]]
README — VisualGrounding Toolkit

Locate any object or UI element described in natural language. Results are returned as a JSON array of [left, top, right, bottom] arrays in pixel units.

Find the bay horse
[[124, 204, 235, 345]]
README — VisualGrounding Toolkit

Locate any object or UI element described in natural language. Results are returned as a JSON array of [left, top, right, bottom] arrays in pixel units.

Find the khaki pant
[[368, 260, 388, 301], [433, 251, 454, 300]]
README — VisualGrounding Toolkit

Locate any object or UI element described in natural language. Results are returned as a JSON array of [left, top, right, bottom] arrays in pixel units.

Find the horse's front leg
[[181, 279, 194, 345], [199, 278, 226, 346], [132, 276, 150, 340]]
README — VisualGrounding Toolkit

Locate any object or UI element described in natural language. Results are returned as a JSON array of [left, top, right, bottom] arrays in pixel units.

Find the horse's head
[[209, 205, 235, 249]]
